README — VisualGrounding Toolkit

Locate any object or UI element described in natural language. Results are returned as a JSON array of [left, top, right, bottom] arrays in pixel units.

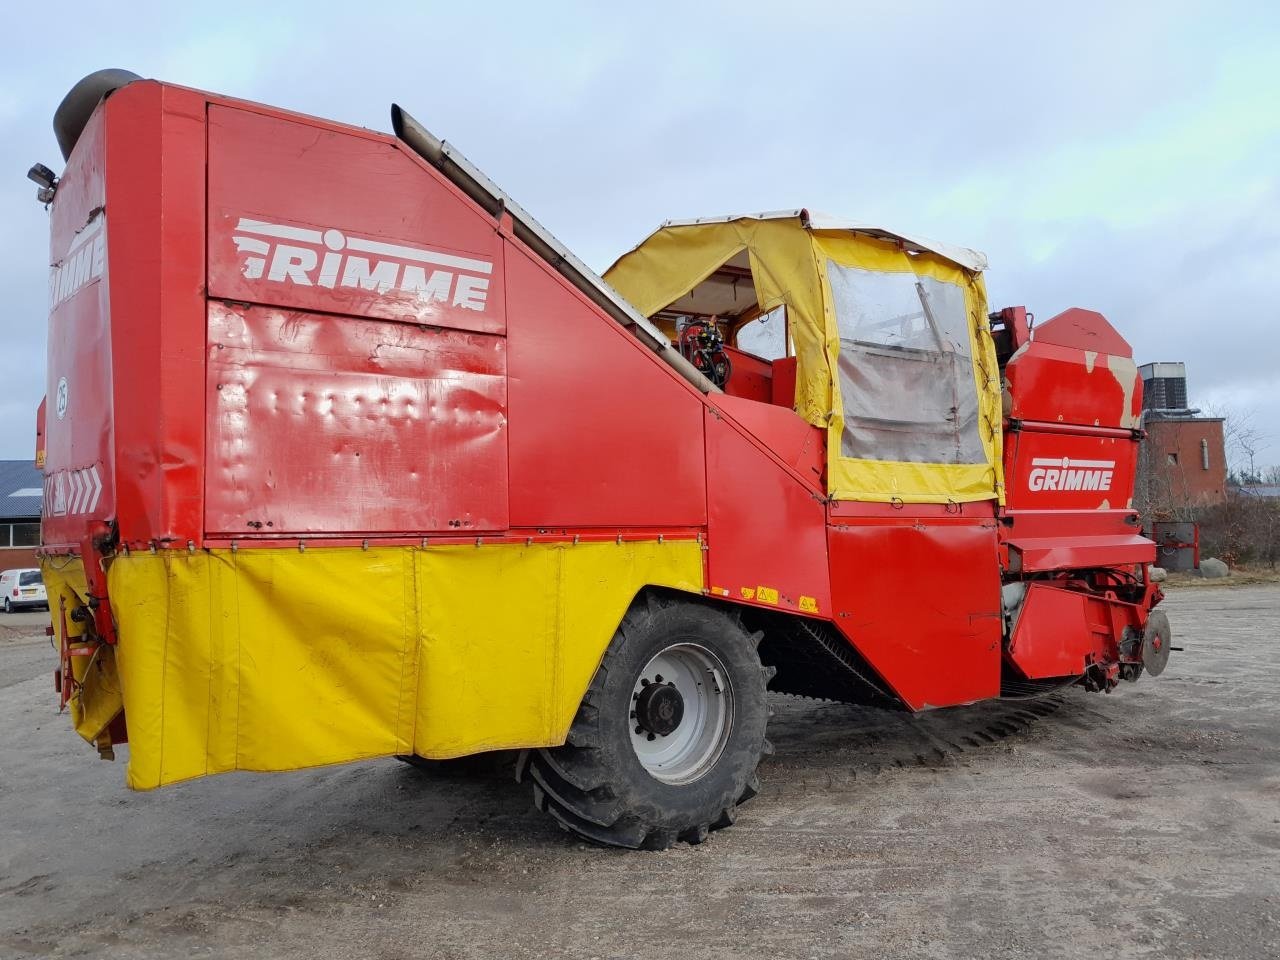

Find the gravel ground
[[1, 585, 1277, 959]]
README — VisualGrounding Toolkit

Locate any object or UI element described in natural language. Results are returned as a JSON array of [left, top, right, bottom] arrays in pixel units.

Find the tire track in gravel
[[760, 692, 1097, 796]]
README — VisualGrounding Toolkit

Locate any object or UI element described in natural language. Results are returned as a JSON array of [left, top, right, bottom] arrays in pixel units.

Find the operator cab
[[605, 210, 1002, 508], [648, 248, 797, 408]]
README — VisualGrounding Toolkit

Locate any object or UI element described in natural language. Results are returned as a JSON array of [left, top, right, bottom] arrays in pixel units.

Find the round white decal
[[56, 377, 69, 420]]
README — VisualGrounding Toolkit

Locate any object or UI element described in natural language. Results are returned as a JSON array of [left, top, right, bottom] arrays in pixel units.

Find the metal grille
[[1142, 375, 1188, 411]]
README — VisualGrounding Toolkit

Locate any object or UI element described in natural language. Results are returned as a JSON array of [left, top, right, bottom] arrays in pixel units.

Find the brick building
[[1138, 363, 1227, 507], [0, 460, 42, 574]]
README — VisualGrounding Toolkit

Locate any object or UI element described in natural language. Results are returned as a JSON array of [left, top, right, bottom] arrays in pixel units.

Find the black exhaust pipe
[[53, 68, 142, 162]]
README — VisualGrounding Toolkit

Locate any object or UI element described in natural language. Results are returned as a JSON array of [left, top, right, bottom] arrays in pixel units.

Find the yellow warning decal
[[756, 586, 779, 605], [740, 587, 756, 600], [798, 595, 818, 613]]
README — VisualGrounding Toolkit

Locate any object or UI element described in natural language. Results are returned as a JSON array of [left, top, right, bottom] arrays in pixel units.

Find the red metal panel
[[106, 82, 209, 548], [1005, 314, 1142, 431], [710, 394, 824, 492], [1000, 509, 1134, 540], [1006, 342, 1138, 428], [721, 346, 772, 403], [996, 506, 1152, 571], [704, 409, 830, 616], [41, 103, 113, 550], [1006, 534, 1154, 572], [1029, 308, 1132, 358], [1003, 424, 1139, 512], [43, 82, 211, 551], [207, 105, 505, 337], [829, 499, 994, 520], [828, 518, 1002, 709], [504, 244, 707, 529], [770, 357, 797, 408], [1007, 583, 1114, 679], [205, 302, 507, 535]]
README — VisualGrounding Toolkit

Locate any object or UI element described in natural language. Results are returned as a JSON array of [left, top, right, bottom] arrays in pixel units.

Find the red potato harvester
[[29, 69, 1169, 849]]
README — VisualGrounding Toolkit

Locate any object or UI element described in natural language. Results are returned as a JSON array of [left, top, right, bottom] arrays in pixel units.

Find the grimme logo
[[232, 218, 493, 311], [50, 214, 105, 308], [1028, 457, 1115, 492]]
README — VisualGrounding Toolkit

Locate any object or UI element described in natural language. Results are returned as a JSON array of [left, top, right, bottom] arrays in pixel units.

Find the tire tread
[[524, 592, 770, 850]]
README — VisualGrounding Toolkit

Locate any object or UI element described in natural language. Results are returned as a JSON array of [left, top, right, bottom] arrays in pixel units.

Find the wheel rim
[[1142, 612, 1172, 677], [629, 643, 734, 784]]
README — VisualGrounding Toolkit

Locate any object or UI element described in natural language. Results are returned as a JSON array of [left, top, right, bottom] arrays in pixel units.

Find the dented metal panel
[[205, 302, 508, 535], [41, 105, 114, 549]]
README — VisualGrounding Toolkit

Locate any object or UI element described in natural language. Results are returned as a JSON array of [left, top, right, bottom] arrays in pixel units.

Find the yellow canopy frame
[[604, 213, 1004, 505]]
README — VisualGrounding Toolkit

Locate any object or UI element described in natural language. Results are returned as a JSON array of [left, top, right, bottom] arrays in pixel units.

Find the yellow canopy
[[603, 211, 1004, 504]]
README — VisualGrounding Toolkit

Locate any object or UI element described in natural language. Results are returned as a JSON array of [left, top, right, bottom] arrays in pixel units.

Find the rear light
[[11, 589, 17, 597]]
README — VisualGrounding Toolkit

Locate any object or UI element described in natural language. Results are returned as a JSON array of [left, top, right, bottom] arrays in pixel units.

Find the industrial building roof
[[0, 460, 43, 521], [1237, 484, 1280, 499]]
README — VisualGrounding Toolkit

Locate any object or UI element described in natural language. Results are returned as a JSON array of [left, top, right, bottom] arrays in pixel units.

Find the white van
[[1, 568, 48, 613]]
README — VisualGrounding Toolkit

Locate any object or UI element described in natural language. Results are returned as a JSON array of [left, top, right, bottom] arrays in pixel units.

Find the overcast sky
[[1, 1, 1277, 468]]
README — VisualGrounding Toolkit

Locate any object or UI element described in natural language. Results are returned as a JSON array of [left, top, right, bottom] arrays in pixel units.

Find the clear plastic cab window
[[827, 262, 983, 465], [734, 305, 789, 361]]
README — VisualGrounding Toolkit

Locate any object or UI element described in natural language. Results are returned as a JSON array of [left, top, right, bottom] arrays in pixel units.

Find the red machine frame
[[39, 79, 1162, 757]]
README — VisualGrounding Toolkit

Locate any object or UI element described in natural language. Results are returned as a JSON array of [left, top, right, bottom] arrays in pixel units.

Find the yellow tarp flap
[[604, 218, 832, 430], [41, 559, 123, 745], [98, 540, 701, 790], [414, 541, 701, 756], [604, 215, 1003, 504]]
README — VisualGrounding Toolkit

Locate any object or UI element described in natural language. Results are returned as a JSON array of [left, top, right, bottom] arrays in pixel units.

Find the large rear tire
[[519, 594, 772, 850]]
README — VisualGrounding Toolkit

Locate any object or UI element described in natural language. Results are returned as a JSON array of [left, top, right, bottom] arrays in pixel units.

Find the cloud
[[0, 1, 1277, 467]]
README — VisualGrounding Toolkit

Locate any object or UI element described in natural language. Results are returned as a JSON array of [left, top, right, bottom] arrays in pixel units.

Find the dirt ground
[[1, 586, 1278, 960]]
